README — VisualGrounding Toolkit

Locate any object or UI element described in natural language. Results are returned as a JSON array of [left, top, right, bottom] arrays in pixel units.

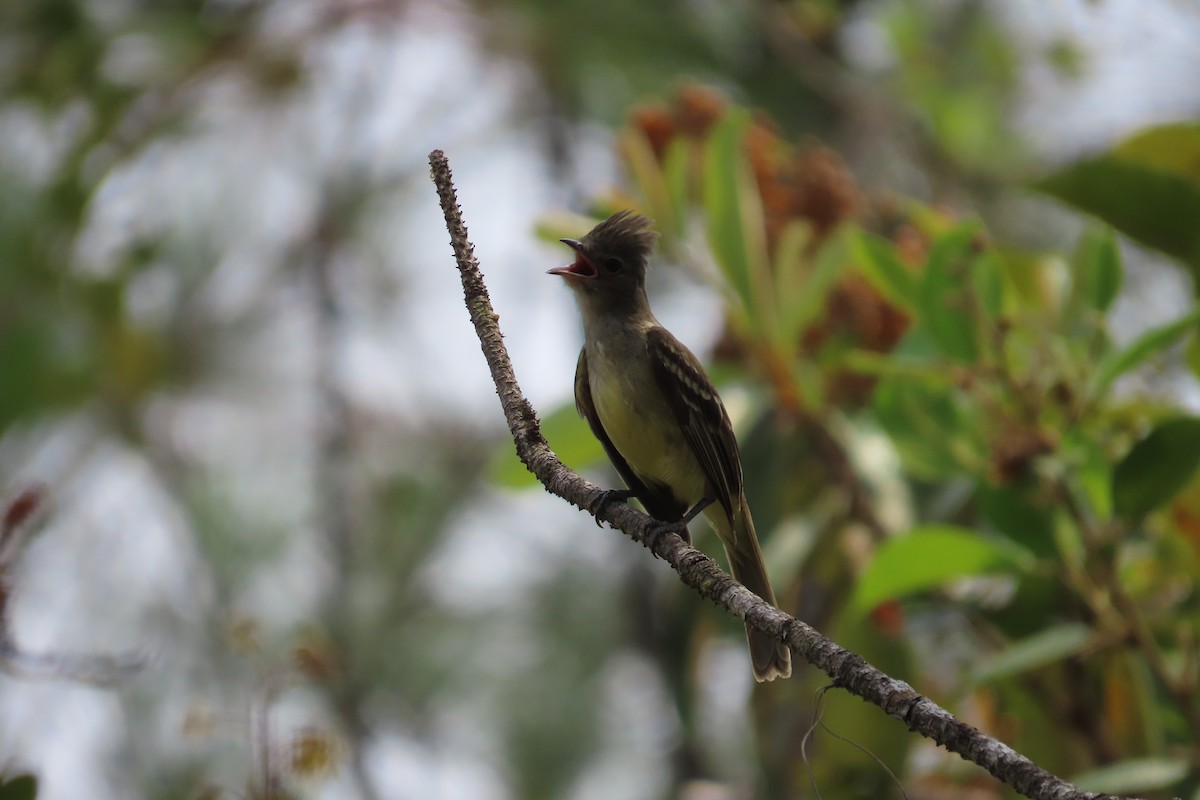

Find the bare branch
[[428, 148, 1131, 800]]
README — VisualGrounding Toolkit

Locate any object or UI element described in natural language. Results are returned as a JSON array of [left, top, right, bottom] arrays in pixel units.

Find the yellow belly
[[588, 344, 707, 508]]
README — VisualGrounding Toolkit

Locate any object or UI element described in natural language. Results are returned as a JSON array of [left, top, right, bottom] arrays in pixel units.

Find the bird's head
[[548, 211, 658, 314]]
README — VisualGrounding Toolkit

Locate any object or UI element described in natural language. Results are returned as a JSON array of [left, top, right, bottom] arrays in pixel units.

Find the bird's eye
[[604, 257, 624, 273]]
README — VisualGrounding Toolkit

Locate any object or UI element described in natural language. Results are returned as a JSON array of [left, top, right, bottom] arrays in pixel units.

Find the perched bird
[[548, 210, 792, 682]]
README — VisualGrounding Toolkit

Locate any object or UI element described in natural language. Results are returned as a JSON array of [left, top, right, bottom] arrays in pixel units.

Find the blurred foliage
[[0, 0, 258, 438], [0, 775, 37, 800], [1034, 123, 1200, 281], [516, 84, 1200, 799], [880, 0, 1023, 173], [2, 0, 1200, 799], [470, 0, 831, 132]]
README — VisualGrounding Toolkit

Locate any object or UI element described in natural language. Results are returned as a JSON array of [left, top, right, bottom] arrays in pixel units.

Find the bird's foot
[[587, 488, 635, 527], [644, 519, 689, 558]]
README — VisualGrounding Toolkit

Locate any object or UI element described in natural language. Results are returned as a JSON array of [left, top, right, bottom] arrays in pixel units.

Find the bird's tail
[[723, 497, 792, 682]]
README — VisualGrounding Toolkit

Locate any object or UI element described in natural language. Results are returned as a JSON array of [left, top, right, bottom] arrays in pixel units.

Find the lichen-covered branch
[[428, 148, 1132, 800]]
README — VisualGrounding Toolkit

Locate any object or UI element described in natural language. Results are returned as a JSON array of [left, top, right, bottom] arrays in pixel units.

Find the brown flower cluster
[[805, 274, 911, 405], [630, 84, 861, 248], [989, 425, 1057, 485], [629, 83, 728, 158], [628, 85, 912, 407]]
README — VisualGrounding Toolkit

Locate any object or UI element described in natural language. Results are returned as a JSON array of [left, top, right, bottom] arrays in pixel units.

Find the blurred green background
[[2, 1, 1200, 799]]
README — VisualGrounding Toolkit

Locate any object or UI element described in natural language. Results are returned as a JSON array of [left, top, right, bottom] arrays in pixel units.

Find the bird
[[548, 210, 792, 682]]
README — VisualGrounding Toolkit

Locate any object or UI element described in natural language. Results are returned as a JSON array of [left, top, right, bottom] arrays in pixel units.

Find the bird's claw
[[587, 488, 635, 527], [644, 520, 688, 558]]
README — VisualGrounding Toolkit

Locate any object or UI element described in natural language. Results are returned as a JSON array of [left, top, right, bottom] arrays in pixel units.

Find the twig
[[428, 148, 1132, 800], [1056, 480, 1200, 740]]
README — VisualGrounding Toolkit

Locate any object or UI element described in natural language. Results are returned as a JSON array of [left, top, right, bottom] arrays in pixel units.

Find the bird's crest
[[583, 210, 659, 259]]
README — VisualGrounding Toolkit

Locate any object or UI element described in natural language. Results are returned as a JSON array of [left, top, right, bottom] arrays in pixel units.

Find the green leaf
[[849, 229, 918, 312], [1112, 416, 1200, 518], [1072, 757, 1190, 795], [703, 110, 771, 329], [973, 250, 1007, 320], [0, 775, 37, 800], [1071, 227, 1123, 313], [873, 373, 975, 480], [619, 129, 676, 241], [1092, 308, 1200, 396], [1033, 123, 1200, 274], [852, 524, 1030, 614], [778, 225, 847, 347], [489, 401, 604, 489], [1189, 332, 1200, 383], [969, 623, 1092, 685], [772, 219, 812, 347], [661, 137, 692, 240], [534, 211, 603, 246], [1073, 435, 1115, 522], [997, 249, 1067, 313], [917, 223, 984, 362], [975, 482, 1058, 558], [1114, 122, 1200, 176], [842, 350, 954, 381]]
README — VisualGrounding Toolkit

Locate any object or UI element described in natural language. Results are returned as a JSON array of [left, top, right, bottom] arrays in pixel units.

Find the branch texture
[[428, 148, 1131, 800]]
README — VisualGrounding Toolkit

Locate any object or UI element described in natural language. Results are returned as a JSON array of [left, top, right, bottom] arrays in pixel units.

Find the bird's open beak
[[547, 238, 597, 280]]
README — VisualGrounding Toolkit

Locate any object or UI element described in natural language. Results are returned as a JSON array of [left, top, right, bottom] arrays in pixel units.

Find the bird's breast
[[586, 338, 706, 507]]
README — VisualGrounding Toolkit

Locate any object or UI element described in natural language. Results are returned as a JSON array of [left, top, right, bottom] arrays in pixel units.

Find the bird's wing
[[574, 348, 686, 523], [646, 327, 743, 525]]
